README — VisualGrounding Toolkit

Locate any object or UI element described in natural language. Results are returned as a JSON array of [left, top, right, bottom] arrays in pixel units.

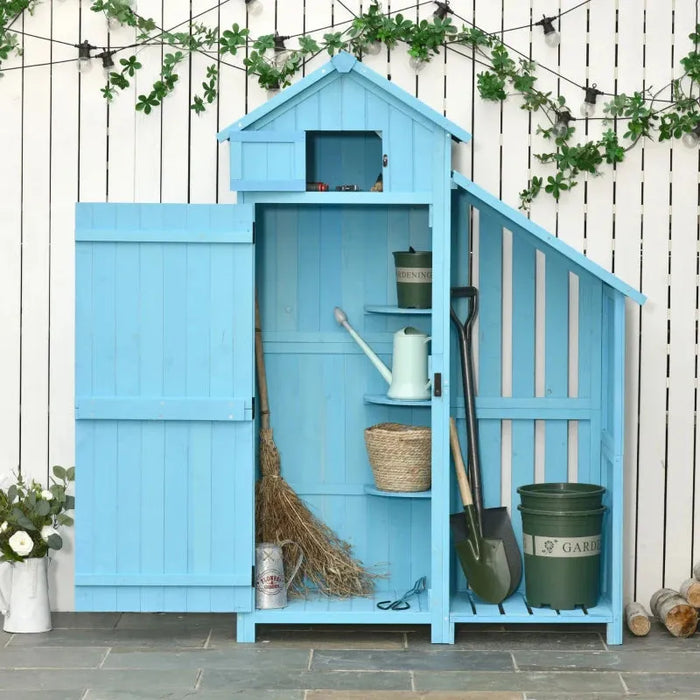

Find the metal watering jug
[[0, 558, 52, 633], [334, 307, 431, 400], [255, 541, 303, 609]]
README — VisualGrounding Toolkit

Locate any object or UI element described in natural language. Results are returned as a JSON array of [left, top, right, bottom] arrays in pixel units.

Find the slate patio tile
[[85, 691, 304, 700], [247, 628, 406, 650], [622, 672, 700, 695], [199, 668, 412, 691], [6, 627, 209, 648], [0, 645, 107, 668], [0, 668, 198, 692], [413, 671, 625, 694], [102, 647, 310, 670], [307, 692, 523, 699], [408, 628, 605, 651], [51, 612, 121, 629], [0, 692, 86, 700], [514, 649, 700, 673], [311, 649, 514, 672], [116, 612, 234, 631]]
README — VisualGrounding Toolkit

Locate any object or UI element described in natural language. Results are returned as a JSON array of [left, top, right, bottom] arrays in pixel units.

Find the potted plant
[[0, 465, 74, 633]]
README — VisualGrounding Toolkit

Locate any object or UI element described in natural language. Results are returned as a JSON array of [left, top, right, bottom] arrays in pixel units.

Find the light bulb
[[682, 128, 700, 148], [538, 15, 560, 48], [364, 41, 382, 56], [77, 41, 94, 74], [433, 1, 451, 19], [544, 29, 561, 47], [99, 51, 115, 78], [409, 56, 427, 72], [551, 111, 572, 139], [580, 101, 595, 118], [245, 0, 263, 15]]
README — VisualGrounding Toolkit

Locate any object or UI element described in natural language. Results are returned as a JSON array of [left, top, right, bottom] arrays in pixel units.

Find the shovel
[[450, 286, 522, 601], [450, 418, 513, 604]]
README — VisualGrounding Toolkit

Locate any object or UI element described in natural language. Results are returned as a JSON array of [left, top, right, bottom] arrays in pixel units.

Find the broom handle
[[255, 297, 271, 431]]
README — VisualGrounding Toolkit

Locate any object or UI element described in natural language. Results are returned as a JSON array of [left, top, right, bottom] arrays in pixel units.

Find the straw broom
[[254, 300, 376, 597]]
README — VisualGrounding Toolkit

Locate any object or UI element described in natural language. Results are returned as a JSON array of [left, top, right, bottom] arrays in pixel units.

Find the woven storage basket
[[364, 422, 431, 492]]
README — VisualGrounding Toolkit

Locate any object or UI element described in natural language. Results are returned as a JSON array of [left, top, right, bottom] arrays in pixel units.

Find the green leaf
[[52, 465, 66, 480], [46, 533, 63, 550], [66, 467, 75, 482], [35, 499, 50, 517], [11, 508, 36, 530], [64, 495, 75, 511]]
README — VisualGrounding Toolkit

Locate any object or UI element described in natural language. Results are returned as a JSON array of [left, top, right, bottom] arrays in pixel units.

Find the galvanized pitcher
[[255, 541, 303, 609]]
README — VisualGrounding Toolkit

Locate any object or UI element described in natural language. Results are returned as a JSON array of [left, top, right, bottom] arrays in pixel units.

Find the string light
[[409, 56, 427, 72], [433, 1, 452, 20], [580, 84, 603, 118], [682, 122, 700, 148], [76, 40, 95, 73], [535, 15, 560, 48], [245, 0, 264, 15], [273, 33, 289, 67], [97, 50, 116, 76], [551, 109, 574, 139]]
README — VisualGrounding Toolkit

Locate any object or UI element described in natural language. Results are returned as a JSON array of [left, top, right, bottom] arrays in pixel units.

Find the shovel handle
[[449, 417, 474, 508]]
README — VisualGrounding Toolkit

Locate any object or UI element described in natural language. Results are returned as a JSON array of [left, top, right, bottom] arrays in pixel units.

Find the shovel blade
[[450, 510, 513, 604]]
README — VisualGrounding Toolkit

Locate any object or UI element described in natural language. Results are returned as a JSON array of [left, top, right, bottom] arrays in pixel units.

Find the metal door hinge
[[252, 396, 255, 420], [433, 373, 442, 397], [251, 565, 256, 586], [252, 222, 256, 244]]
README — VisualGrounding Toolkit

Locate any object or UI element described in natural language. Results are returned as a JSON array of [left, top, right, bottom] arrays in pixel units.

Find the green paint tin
[[393, 248, 432, 309]]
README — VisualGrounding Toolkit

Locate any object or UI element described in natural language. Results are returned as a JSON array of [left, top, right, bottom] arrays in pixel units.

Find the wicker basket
[[364, 422, 431, 492]]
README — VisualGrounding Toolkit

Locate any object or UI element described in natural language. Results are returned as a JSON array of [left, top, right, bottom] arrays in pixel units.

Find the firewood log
[[650, 588, 698, 638], [680, 578, 700, 608], [625, 602, 651, 636]]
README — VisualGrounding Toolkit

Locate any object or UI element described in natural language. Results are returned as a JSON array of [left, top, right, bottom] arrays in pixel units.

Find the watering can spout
[[334, 307, 393, 385]]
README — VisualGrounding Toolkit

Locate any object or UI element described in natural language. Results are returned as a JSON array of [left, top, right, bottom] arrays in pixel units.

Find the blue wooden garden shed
[[75, 52, 645, 645]]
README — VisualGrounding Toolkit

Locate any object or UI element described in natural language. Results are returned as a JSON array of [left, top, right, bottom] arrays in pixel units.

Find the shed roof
[[452, 171, 646, 305], [217, 51, 471, 143]]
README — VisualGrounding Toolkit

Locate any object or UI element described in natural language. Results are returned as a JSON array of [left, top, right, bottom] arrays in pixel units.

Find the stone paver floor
[[0, 613, 698, 699]]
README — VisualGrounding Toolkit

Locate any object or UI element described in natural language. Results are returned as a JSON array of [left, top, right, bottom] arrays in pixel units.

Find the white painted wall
[[0, 0, 697, 612]]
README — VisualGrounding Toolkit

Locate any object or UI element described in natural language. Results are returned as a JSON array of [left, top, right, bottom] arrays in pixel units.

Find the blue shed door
[[74, 203, 255, 613], [229, 131, 306, 191]]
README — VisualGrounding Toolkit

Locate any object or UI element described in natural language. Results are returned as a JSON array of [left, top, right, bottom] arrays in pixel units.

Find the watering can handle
[[278, 540, 304, 591], [0, 562, 11, 615]]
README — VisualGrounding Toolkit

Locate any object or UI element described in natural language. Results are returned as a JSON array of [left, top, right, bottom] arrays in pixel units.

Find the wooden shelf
[[364, 484, 431, 498], [364, 305, 432, 315], [364, 394, 431, 407]]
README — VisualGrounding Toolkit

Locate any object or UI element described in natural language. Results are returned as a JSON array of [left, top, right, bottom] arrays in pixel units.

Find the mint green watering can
[[334, 307, 431, 400]]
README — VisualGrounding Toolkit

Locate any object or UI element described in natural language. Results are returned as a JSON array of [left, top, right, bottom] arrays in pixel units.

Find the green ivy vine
[[2, 0, 700, 208]]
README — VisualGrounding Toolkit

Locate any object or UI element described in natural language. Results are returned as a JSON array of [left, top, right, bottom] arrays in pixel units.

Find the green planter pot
[[517, 482, 605, 512], [518, 504, 606, 610], [393, 250, 432, 309]]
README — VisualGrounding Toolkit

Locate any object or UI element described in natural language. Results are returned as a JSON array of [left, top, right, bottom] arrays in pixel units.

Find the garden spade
[[449, 418, 512, 604]]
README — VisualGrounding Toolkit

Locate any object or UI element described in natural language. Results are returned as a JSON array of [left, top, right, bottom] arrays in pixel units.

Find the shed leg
[[606, 620, 622, 645], [236, 613, 256, 643]]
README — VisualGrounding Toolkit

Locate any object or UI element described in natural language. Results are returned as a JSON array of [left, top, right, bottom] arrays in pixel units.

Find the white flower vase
[[0, 558, 52, 633]]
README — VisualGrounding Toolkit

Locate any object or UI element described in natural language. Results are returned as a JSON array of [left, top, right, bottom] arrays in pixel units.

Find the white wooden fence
[[0, 0, 697, 613]]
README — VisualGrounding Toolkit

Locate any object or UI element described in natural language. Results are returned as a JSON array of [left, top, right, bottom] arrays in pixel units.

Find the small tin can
[[306, 182, 329, 191]]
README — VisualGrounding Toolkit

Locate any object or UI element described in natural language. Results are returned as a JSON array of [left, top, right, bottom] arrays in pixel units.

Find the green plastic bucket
[[517, 482, 605, 512], [518, 505, 606, 610], [393, 249, 432, 309]]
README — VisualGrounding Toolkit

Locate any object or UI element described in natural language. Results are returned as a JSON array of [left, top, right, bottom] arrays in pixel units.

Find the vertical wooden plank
[[19, 3, 52, 485], [583, 0, 616, 271], [611, 0, 644, 604], [133, 0, 164, 202], [635, 0, 672, 607], [189, 0, 220, 204], [663, 0, 698, 590], [0, 35, 23, 479], [48, 0, 82, 611], [543, 255, 569, 482]]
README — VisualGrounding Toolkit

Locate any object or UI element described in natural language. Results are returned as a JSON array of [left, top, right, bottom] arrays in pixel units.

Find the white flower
[[0, 521, 7, 533], [41, 489, 53, 500], [8, 530, 34, 557], [40, 525, 58, 542]]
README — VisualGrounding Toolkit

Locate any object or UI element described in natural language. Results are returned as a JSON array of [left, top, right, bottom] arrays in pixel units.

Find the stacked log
[[625, 602, 651, 636], [649, 588, 698, 638], [680, 577, 700, 608]]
